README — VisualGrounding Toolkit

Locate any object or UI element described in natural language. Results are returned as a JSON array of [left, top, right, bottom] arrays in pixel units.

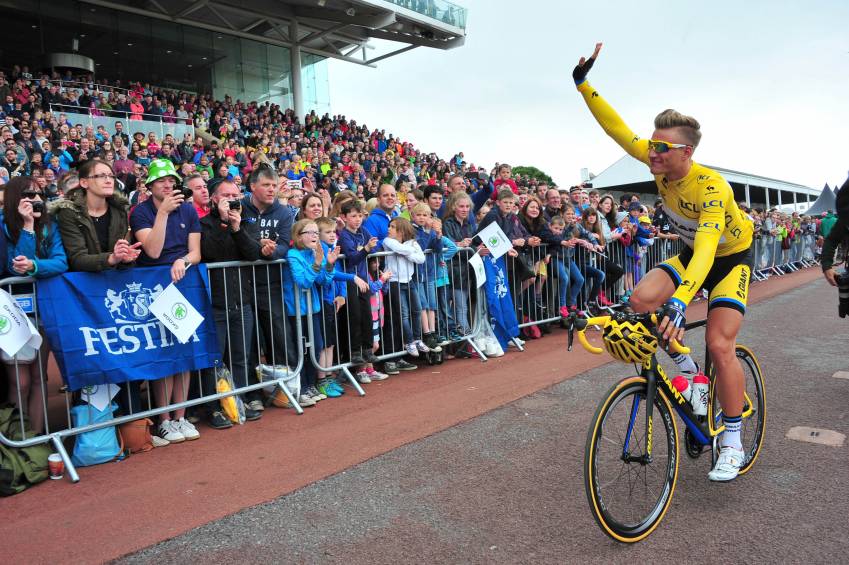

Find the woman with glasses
[[53, 159, 142, 421], [2, 176, 68, 435]]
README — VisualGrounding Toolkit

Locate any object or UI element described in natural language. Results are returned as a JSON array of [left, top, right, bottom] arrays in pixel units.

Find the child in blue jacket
[[410, 203, 443, 351], [284, 218, 335, 405]]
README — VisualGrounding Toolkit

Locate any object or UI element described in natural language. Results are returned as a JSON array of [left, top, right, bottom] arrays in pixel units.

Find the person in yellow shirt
[[574, 43, 753, 482]]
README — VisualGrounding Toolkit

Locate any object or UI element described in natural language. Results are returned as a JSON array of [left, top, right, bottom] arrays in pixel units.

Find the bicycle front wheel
[[585, 376, 679, 543]]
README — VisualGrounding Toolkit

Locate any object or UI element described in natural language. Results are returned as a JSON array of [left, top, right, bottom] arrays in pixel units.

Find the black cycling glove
[[572, 55, 597, 85], [660, 298, 687, 335]]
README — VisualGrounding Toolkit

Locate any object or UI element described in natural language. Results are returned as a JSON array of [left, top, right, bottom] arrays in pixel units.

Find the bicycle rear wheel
[[710, 344, 766, 475], [585, 376, 679, 543]]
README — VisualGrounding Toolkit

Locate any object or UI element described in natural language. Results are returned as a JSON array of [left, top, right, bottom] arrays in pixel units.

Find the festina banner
[[37, 265, 220, 391]]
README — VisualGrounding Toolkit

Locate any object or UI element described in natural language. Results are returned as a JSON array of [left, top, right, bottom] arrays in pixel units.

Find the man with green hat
[[130, 158, 203, 444]]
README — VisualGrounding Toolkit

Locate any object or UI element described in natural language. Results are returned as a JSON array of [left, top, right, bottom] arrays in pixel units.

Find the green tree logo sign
[[172, 303, 188, 321], [0, 316, 11, 335], [488, 236, 499, 247]]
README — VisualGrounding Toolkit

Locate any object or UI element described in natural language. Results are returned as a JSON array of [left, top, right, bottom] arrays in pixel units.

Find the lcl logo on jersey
[[702, 199, 724, 210], [699, 221, 721, 232], [678, 199, 698, 213]]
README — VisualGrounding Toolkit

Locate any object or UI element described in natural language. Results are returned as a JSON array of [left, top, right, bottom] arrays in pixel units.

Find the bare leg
[[706, 307, 744, 417], [153, 376, 173, 424], [171, 371, 190, 419], [27, 365, 46, 434], [627, 268, 677, 314]]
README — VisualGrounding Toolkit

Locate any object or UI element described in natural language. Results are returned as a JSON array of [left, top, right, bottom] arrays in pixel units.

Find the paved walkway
[[4, 269, 832, 564]]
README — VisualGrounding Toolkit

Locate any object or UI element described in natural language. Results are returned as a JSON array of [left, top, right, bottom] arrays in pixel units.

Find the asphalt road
[[118, 277, 849, 565]]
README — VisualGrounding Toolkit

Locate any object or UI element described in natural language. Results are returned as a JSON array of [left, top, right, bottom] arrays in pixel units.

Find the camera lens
[[31, 201, 45, 213], [228, 200, 241, 210], [837, 272, 849, 318]]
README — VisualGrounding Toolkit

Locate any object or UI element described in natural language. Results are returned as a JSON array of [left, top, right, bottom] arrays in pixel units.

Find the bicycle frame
[[631, 339, 757, 459]]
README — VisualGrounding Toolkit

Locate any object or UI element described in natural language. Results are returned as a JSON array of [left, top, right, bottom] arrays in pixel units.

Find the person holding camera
[[130, 159, 202, 444], [2, 176, 67, 435], [200, 178, 263, 427], [822, 178, 849, 303]]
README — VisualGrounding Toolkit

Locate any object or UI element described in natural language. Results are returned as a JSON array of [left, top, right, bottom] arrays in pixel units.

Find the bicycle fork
[[622, 371, 657, 465]]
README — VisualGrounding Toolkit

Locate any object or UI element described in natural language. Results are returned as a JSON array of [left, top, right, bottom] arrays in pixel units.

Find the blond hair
[[364, 197, 378, 213], [654, 109, 702, 147], [411, 203, 432, 216]]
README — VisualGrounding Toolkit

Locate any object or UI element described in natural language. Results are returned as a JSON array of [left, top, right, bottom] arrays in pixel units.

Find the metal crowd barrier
[[0, 260, 306, 484], [305, 247, 488, 390], [755, 232, 818, 278], [0, 231, 822, 487]]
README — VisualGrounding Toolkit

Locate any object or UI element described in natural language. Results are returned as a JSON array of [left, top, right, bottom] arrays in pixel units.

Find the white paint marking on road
[[832, 371, 849, 380], [785, 426, 845, 447]]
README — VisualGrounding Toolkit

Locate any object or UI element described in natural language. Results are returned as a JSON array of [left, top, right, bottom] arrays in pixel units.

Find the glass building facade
[[0, 0, 331, 114]]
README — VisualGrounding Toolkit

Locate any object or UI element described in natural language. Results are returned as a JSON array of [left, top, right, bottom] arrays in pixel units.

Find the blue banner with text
[[37, 265, 220, 391]]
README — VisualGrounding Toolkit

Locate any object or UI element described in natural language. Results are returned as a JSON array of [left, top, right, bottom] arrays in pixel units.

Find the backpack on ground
[[0, 404, 51, 495]]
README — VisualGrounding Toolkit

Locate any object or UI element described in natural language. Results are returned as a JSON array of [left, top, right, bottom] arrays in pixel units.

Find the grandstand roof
[[78, 0, 466, 67], [588, 154, 819, 197]]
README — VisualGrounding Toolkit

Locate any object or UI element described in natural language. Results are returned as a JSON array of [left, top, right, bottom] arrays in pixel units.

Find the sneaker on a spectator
[[362, 349, 379, 364], [159, 420, 185, 443], [437, 334, 450, 346], [396, 359, 418, 371], [366, 367, 389, 381], [383, 361, 400, 375], [559, 305, 570, 318], [356, 371, 372, 384], [298, 394, 317, 407], [449, 330, 465, 341], [176, 417, 200, 440], [405, 342, 420, 357], [415, 340, 431, 353], [317, 379, 342, 397], [246, 399, 265, 412], [151, 435, 170, 448], [509, 337, 525, 347], [208, 411, 232, 429], [329, 378, 346, 394], [244, 407, 262, 421], [305, 386, 325, 401]]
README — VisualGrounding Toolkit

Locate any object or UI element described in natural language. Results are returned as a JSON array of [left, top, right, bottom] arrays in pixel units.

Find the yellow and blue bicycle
[[567, 311, 766, 543]]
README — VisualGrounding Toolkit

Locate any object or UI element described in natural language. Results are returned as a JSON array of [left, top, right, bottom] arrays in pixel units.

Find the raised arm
[[574, 43, 650, 164]]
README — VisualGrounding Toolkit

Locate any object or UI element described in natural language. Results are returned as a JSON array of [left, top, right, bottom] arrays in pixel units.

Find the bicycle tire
[[585, 376, 679, 543], [710, 344, 766, 475]]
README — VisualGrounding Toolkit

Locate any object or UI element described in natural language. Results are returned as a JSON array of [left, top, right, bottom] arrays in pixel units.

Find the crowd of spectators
[[0, 64, 827, 452]]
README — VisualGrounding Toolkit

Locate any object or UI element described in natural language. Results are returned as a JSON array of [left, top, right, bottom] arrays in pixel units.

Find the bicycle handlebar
[[566, 311, 691, 356]]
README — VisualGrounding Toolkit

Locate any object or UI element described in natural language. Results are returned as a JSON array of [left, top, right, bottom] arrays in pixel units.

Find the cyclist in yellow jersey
[[574, 43, 753, 481]]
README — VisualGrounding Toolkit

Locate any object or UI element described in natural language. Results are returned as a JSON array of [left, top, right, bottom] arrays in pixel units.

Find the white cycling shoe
[[708, 446, 744, 482]]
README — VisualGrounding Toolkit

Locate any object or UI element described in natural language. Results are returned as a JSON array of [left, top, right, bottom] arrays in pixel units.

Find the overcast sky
[[328, 0, 848, 190]]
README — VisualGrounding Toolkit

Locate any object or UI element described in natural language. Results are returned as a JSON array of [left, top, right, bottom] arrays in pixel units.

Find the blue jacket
[[283, 247, 334, 315], [412, 222, 443, 282], [337, 225, 372, 280], [4, 218, 68, 278], [320, 241, 354, 304], [436, 236, 458, 287], [363, 208, 398, 249]]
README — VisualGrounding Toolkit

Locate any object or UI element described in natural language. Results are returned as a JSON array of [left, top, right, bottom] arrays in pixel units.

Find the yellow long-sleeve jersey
[[577, 81, 753, 306]]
